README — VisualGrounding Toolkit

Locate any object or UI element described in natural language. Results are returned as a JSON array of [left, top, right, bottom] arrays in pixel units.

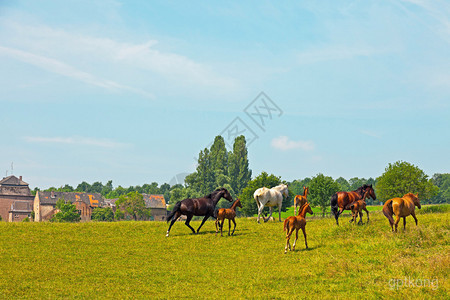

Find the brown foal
[[283, 202, 313, 253], [215, 199, 242, 236]]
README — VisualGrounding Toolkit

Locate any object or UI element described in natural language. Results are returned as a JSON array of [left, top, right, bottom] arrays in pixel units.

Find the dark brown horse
[[330, 184, 376, 225], [166, 188, 233, 237]]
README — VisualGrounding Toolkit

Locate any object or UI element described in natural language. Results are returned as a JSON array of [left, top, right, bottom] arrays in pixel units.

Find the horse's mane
[[298, 202, 310, 216], [206, 188, 226, 199], [354, 186, 365, 195], [403, 192, 416, 198]]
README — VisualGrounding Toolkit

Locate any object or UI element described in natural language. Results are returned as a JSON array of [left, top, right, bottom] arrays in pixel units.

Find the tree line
[[36, 134, 449, 221]]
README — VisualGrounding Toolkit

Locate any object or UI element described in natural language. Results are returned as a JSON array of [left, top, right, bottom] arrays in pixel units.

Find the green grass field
[[0, 206, 448, 299]]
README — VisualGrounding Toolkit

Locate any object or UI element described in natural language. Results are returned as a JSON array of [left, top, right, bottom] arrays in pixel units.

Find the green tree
[[228, 135, 252, 198], [115, 192, 150, 221], [309, 174, 340, 217], [239, 172, 282, 216], [91, 207, 114, 221], [289, 178, 312, 196], [51, 199, 81, 222], [336, 177, 350, 191], [431, 173, 450, 204], [376, 161, 438, 203]]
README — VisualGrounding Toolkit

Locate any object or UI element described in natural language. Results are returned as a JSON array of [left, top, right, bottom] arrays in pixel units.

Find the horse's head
[[278, 184, 289, 198], [364, 184, 376, 200], [412, 193, 421, 209], [303, 186, 309, 196], [304, 203, 314, 216], [235, 198, 242, 208], [220, 188, 233, 202]]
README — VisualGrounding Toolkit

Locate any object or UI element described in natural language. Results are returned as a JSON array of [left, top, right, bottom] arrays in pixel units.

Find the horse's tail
[[330, 193, 339, 217], [255, 195, 261, 208], [382, 199, 395, 224], [283, 218, 289, 232], [167, 201, 182, 222]]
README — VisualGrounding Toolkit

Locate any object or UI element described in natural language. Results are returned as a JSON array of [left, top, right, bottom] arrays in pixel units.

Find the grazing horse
[[294, 186, 309, 216], [348, 190, 371, 225], [330, 184, 376, 226], [254, 184, 289, 223], [283, 202, 314, 253], [215, 199, 242, 236], [166, 188, 233, 236], [382, 193, 421, 232]]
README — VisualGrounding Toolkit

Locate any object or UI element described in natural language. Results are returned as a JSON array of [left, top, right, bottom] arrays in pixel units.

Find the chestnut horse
[[166, 188, 233, 236], [283, 202, 313, 253], [382, 193, 421, 232], [215, 199, 242, 236], [294, 186, 309, 216], [330, 184, 376, 225], [348, 189, 371, 225]]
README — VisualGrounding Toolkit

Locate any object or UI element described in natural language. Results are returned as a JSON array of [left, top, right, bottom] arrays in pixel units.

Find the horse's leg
[[228, 219, 231, 236], [285, 227, 294, 254], [231, 218, 236, 235], [411, 212, 418, 226], [301, 226, 308, 249], [265, 207, 273, 223], [220, 219, 225, 236], [166, 211, 181, 237], [196, 215, 210, 234], [284, 232, 291, 254], [215, 219, 219, 235], [335, 207, 344, 226], [403, 217, 407, 231], [358, 211, 363, 225], [292, 228, 299, 251], [184, 214, 196, 234], [394, 215, 401, 232], [257, 204, 265, 224], [278, 203, 282, 222], [363, 208, 369, 223]]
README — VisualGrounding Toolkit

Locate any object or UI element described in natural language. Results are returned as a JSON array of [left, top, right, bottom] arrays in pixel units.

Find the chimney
[[19, 176, 22, 181], [51, 191, 55, 198]]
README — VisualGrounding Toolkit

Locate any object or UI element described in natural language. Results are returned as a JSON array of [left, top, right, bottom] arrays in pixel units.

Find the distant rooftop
[[0, 175, 29, 186]]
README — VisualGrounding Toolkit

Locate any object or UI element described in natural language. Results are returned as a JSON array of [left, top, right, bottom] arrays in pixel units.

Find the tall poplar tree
[[228, 135, 252, 198]]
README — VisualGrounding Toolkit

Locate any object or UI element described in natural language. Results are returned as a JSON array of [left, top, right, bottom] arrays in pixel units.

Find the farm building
[[0, 175, 34, 222], [143, 194, 167, 221], [33, 191, 105, 222]]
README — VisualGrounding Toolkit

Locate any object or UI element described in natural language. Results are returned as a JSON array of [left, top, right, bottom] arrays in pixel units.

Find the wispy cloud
[[0, 45, 155, 99], [297, 44, 390, 65], [360, 130, 382, 139], [0, 20, 238, 95], [271, 136, 315, 151], [23, 136, 130, 148]]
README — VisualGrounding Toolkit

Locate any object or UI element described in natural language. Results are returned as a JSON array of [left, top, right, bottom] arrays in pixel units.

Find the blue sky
[[1, 0, 449, 189]]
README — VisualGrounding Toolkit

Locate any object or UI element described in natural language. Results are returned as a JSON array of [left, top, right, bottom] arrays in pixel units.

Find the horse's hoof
[[166, 233, 169, 237]]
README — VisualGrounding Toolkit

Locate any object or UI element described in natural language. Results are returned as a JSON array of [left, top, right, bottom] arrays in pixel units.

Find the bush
[[418, 204, 450, 214], [22, 217, 30, 222]]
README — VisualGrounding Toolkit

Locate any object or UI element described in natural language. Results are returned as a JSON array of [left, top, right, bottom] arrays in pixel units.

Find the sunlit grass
[[0, 207, 448, 299]]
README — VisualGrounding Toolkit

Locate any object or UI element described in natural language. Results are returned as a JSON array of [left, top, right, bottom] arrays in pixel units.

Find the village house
[[33, 191, 105, 222], [0, 175, 34, 222], [143, 194, 167, 221]]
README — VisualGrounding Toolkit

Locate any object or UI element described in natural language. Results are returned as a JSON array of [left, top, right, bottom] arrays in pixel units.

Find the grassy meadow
[[0, 205, 448, 299]]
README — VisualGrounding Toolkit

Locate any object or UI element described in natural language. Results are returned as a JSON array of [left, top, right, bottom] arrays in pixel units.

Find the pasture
[[0, 206, 448, 299]]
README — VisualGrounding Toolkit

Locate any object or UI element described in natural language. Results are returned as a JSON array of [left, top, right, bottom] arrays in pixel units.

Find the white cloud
[[0, 20, 238, 95], [0, 45, 155, 99], [360, 130, 382, 139], [23, 136, 130, 148], [297, 44, 390, 65], [271, 136, 315, 151]]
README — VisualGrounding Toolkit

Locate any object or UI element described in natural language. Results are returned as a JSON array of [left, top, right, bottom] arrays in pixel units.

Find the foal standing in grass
[[215, 198, 242, 236], [283, 202, 313, 253], [294, 186, 309, 216]]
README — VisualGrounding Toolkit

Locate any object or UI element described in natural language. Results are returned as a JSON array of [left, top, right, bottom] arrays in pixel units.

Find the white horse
[[254, 184, 289, 223]]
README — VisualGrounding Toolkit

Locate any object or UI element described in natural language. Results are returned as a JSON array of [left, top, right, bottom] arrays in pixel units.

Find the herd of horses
[[165, 184, 423, 252]]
